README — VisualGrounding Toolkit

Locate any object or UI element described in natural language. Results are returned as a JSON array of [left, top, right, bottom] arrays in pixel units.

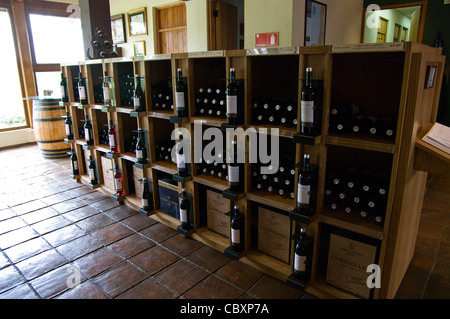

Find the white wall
[[109, 0, 208, 56], [291, 0, 364, 47], [0, 129, 36, 149]]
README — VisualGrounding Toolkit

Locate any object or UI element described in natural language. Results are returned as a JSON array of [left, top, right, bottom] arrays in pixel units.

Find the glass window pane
[[35, 72, 63, 99], [29, 14, 84, 64], [0, 11, 26, 129]]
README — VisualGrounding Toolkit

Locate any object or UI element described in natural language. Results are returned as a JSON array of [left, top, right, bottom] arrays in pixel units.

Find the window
[[28, 13, 84, 100], [0, 10, 27, 130], [28, 14, 84, 65]]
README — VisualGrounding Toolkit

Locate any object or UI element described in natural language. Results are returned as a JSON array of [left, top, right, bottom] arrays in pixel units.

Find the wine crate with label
[[62, 42, 445, 299]]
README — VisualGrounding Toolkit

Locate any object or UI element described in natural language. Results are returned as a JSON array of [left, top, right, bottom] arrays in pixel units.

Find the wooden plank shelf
[[318, 208, 384, 240], [246, 191, 294, 213], [324, 134, 395, 153]]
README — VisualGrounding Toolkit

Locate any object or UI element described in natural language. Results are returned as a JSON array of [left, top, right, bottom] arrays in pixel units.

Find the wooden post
[[79, 0, 114, 60]]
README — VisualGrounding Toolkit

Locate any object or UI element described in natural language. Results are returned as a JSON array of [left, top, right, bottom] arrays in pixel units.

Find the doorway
[[362, 2, 426, 44], [208, 0, 243, 50]]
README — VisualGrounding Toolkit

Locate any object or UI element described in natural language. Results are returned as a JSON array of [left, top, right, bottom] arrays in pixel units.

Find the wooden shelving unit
[[61, 42, 445, 299]]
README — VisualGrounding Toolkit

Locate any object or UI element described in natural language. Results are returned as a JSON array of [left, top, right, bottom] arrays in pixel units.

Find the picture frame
[[111, 14, 126, 44], [304, 0, 327, 46], [127, 7, 148, 37], [133, 41, 146, 57]]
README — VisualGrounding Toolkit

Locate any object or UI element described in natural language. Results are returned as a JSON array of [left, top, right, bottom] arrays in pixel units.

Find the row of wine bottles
[[251, 162, 296, 199], [324, 168, 389, 223], [251, 99, 298, 127], [197, 157, 229, 181], [155, 140, 176, 162], [194, 86, 227, 118], [329, 103, 396, 139]]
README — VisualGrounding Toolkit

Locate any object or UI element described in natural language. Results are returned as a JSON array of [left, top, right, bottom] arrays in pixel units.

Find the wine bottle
[[60, 73, 68, 102], [141, 178, 153, 211], [65, 111, 74, 140], [78, 72, 88, 104], [228, 139, 240, 193], [108, 119, 119, 153], [175, 68, 187, 117], [135, 128, 147, 164], [226, 68, 239, 125], [113, 163, 124, 197], [377, 117, 395, 138], [293, 228, 310, 281], [176, 134, 187, 177], [179, 188, 191, 229], [230, 204, 244, 251], [297, 154, 312, 214], [366, 115, 378, 135], [84, 115, 93, 146], [102, 71, 112, 107], [88, 155, 97, 185], [70, 151, 79, 176], [330, 104, 360, 117], [300, 67, 316, 136], [133, 75, 145, 112]]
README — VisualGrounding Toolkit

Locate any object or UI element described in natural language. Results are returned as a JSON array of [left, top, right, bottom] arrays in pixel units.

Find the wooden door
[[401, 27, 408, 42], [376, 17, 388, 43], [155, 3, 187, 54], [208, 0, 238, 50]]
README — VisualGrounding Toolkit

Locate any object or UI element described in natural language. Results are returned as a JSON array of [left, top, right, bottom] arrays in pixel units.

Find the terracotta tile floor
[[0, 144, 305, 299], [0, 144, 449, 299]]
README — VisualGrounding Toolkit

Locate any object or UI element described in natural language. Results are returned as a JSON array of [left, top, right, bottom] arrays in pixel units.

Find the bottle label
[[60, 86, 66, 98], [88, 168, 95, 180], [115, 178, 123, 191], [180, 209, 188, 223], [297, 183, 311, 205], [228, 165, 239, 183], [175, 92, 185, 109], [103, 87, 111, 101], [301, 101, 314, 123], [226, 95, 237, 115], [231, 228, 240, 245], [84, 128, 90, 141], [294, 253, 307, 272], [72, 160, 78, 170], [176, 153, 185, 169], [136, 149, 143, 160], [108, 134, 116, 148], [133, 97, 140, 107], [65, 124, 71, 136], [142, 198, 149, 207], [78, 86, 86, 99]]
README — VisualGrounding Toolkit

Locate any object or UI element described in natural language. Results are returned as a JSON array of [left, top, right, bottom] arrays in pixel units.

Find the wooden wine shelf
[[324, 134, 395, 154], [192, 174, 228, 191], [318, 208, 384, 240], [62, 43, 445, 299], [246, 190, 294, 213]]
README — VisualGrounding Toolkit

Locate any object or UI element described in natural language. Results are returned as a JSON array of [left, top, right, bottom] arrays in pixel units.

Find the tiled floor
[[0, 144, 449, 299], [0, 144, 306, 299]]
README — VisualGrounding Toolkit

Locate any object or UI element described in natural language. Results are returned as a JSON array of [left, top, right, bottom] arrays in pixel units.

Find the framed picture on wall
[[133, 41, 146, 57], [127, 7, 148, 37], [304, 0, 327, 46], [111, 14, 126, 44]]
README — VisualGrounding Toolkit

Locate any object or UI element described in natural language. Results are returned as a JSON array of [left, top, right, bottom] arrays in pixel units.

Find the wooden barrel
[[33, 99, 70, 159]]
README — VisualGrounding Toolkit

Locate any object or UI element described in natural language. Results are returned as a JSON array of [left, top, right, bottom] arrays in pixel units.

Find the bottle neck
[[177, 69, 182, 81], [305, 71, 313, 87], [229, 69, 235, 83], [303, 156, 310, 168]]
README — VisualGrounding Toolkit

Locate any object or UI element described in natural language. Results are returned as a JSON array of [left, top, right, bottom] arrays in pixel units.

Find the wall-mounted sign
[[255, 32, 279, 47]]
